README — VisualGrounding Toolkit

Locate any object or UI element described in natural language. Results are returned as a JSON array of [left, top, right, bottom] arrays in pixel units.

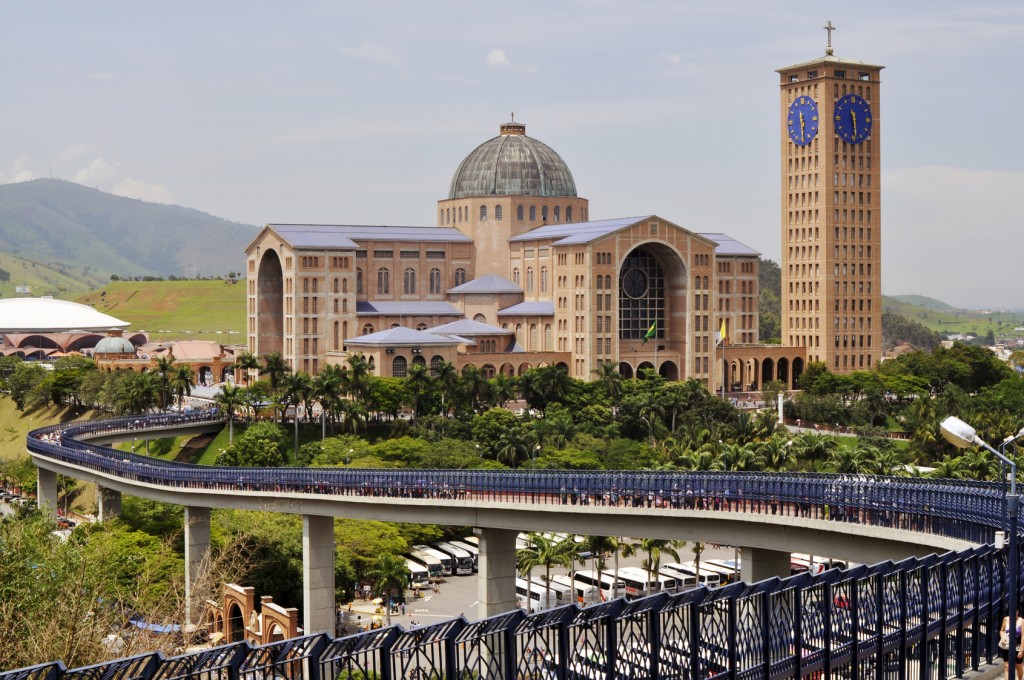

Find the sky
[[1, 1, 1022, 309]]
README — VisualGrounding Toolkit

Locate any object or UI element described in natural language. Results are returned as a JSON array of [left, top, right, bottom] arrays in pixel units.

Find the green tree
[[214, 383, 246, 445], [170, 364, 195, 411], [365, 554, 410, 626], [516, 533, 575, 610], [621, 537, 684, 596], [216, 421, 288, 467]]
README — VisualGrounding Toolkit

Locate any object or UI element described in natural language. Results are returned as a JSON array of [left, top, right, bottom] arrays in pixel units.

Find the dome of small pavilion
[[448, 121, 578, 199], [94, 336, 136, 354]]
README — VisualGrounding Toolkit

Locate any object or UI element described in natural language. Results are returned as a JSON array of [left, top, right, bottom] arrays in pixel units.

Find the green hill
[[76, 280, 246, 342], [0, 251, 108, 299], [0, 178, 259, 281], [887, 295, 954, 312], [884, 295, 1024, 338]]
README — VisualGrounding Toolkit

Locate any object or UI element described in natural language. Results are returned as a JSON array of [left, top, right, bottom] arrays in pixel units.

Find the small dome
[[448, 121, 577, 199], [95, 336, 136, 354]]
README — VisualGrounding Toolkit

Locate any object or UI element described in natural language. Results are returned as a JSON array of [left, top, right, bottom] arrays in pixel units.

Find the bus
[[433, 541, 474, 576], [574, 569, 625, 600], [406, 559, 431, 588], [792, 553, 848, 572], [448, 540, 479, 571], [462, 535, 479, 548], [406, 548, 444, 581], [413, 545, 453, 577], [550, 574, 601, 605], [659, 568, 699, 592], [700, 560, 739, 585], [616, 567, 665, 598], [661, 562, 721, 588], [516, 577, 559, 612]]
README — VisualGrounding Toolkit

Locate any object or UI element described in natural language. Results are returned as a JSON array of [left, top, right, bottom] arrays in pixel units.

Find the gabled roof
[[252, 224, 472, 250], [448, 274, 522, 294], [497, 301, 555, 316], [345, 326, 461, 347], [429, 319, 513, 335], [356, 301, 462, 316], [698, 233, 761, 257], [509, 216, 653, 246]]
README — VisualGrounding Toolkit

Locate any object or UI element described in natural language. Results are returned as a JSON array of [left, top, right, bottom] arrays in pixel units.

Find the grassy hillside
[[884, 295, 1024, 338], [887, 295, 954, 312], [0, 251, 108, 299], [76, 279, 247, 342]]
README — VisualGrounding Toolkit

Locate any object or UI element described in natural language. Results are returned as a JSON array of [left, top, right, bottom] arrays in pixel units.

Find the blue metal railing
[[6, 412, 1019, 680]]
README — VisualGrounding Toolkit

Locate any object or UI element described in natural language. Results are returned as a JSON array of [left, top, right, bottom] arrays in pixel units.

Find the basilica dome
[[448, 121, 577, 199], [94, 336, 136, 354]]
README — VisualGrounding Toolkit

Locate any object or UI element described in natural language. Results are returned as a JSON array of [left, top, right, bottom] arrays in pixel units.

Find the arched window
[[529, 205, 536, 221], [362, 324, 374, 335], [540, 266, 548, 292], [430, 355, 444, 376], [377, 268, 390, 294], [333, 322, 339, 350], [412, 355, 426, 368], [342, 322, 348, 347], [342, 278, 348, 293], [429, 268, 442, 294], [703, 275, 709, 288], [454, 268, 467, 286], [403, 268, 416, 294], [695, 274, 701, 289], [513, 268, 521, 286], [439, 209, 444, 224], [457, 206, 462, 222], [495, 205, 503, 221], [342, 299, 348, 313], [392, 356, 408, 378], [333, 278, 339, 293], [357, 268, 363, 293], [529, 324, 538, 350], [517, 205, 524, 221], [544, 324, 553, 351], [480, 205, 488, 221], [596, 275, 604, 290], [474, 313, 486, 323], [446, 208, 451, 223], [566, 206, 573, 222], [416, 323, 428, 331], [553, 206, 560, 223], [541, 206, 548, 222], [526, 267, 534, 292]]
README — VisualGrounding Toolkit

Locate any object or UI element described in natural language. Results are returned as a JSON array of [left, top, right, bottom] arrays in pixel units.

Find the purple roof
[[497, 301, 555, 316], [356, 301, 462, 316]]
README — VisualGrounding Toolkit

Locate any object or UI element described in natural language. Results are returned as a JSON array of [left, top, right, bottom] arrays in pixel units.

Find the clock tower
[[777, 22, 883, 375]]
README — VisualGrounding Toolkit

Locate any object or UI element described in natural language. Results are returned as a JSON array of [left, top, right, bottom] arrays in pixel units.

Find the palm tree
[[365, 554, 409, 627], [235, 350, 260, 385], [114, 371, 162, 416], [153, 355, 176, 411], [169, 365, 195, 412], [313, 364, 344, 438], [345, 353, 373, 403], [432, 360, 458, 416], [404, 363, 431, 424], [460, 365, 489, 414], [281, 372, 313, 456], [260, 352, 291, 392], [592, 361, 624, 404], [691, 541, 706, 582], [213, 384, 245, 445], [516, 533, 574, 610]]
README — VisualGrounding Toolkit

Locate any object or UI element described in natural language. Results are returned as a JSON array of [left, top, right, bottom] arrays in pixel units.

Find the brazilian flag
[[642, 321, 657, 344]]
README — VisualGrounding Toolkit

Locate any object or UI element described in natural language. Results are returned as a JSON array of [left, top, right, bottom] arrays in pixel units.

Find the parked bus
[[616, 567, 665, 598], [462, 535, 479, 548], [659, 568, 699, 592], [550, 574, 601, 605], [448, 540, 479, 571], [516, 577, 559, 612], [413, 545, 453, 577], [792, 553, 848, 572], [406, 559, 431, 588], [406, 548, 444, 581], [699, 560, 739, 585], [433, 541, 474, 576], [574, 569, 625, 600], [662, 562, 721, 588]]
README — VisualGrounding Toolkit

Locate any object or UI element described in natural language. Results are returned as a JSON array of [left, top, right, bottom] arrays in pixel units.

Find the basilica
[[245, 119, 806, 391]]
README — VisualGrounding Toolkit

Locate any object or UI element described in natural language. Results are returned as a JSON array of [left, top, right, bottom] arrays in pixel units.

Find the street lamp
[[532, 444, 541, 467], [941, 416, 1023, 662]]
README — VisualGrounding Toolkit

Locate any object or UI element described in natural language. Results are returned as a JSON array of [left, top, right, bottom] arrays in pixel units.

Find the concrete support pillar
[[184, 506, 211, 626], [303, 515, 336, 635], [477, 527, 518, 620], [36, 467, 58, 516], [98, 486, 122, 521], [741, 546, 791, 584]]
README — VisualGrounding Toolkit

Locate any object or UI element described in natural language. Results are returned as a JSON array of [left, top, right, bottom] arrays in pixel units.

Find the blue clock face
[[833, 93, 872, 144], [787, 96, 819, 146]]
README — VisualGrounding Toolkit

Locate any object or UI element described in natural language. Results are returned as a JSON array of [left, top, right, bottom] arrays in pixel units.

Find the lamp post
[[941, 416, 1024, 664]]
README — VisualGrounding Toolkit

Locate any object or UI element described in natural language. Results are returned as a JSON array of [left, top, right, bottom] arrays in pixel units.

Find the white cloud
[[1, 155, 37, 184], [73, 157, 120, 186], [486, 48, 511, 67], [661, 51, 683, 65], [54, 144, 100, 167], [113, 178, 175, 204], [339, 43, 403, 67]]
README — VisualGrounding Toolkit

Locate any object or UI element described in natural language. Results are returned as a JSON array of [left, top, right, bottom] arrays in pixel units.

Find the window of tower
[[480, 205, 488, 221], [529, 205, 536, 221], [517, 205, 524, 221], [495, 205, 503, 221]]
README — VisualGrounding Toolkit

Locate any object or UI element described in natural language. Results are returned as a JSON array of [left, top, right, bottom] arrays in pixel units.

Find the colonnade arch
[[256, 249, 284, 355]]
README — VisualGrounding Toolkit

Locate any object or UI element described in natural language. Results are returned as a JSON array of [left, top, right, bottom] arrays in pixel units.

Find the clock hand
[[851, 110, 857, 141], [799, 111, 806, 142]]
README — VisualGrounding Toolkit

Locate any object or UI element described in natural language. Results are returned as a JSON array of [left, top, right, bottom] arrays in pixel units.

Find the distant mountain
[[0, 179, 260, 281]]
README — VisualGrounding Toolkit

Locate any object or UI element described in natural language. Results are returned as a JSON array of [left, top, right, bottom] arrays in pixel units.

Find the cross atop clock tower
[[777, 33, 884, 375]]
